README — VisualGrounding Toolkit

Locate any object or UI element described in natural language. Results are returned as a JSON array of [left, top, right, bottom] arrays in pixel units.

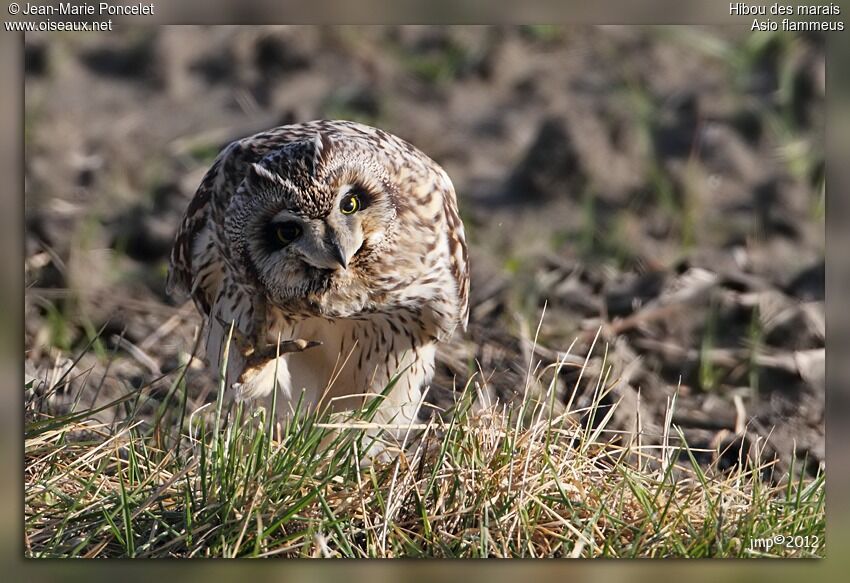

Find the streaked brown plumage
[[168, 120, 468, 450]]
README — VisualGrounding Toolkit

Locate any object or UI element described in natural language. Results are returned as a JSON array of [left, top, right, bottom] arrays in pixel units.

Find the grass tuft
[[25, 340, 825, 558]]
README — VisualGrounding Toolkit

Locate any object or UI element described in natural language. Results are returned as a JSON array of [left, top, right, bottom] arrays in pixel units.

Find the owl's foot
[[214, 314, 320, 355], [238, 338, 322, 385], [232, 337, 322, 401], [247, 338, 322, 363]]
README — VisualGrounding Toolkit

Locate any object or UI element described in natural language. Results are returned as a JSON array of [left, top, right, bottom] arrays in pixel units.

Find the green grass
[[386, 34, 471, 86], [24, 339, 825, 558], [519, 25, 566, 45]]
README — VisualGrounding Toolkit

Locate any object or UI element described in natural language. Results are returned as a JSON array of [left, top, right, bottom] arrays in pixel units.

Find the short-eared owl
[[168, 120, 469, 447]]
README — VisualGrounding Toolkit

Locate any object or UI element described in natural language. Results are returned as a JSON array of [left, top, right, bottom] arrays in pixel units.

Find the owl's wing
[[440, 174, 470, 330], [166, 138, 261, 373], [166, 143, 233, 312]]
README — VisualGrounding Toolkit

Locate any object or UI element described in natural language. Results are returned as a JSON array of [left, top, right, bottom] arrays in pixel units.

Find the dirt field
[[24, 26, 825, 477]]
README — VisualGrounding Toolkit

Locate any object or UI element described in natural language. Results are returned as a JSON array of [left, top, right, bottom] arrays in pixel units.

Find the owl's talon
[[237, 338, 321, 384], [253, 338, 321, 360]]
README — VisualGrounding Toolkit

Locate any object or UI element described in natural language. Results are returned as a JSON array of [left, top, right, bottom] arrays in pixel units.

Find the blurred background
[[24, 26, 824, 478]]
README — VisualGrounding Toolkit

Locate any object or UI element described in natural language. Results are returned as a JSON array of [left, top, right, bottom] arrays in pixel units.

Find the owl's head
[[225, 132, 398, 313]]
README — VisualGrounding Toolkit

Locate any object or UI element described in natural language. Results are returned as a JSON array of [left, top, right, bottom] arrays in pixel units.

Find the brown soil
[[24, 26, 825, 478]]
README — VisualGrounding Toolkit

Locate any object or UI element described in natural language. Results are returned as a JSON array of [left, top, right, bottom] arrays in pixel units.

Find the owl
[[168, 120, 469, 449]]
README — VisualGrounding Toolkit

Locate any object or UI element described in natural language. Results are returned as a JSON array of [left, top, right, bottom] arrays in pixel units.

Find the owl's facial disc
[[267, 208, 363, 274], [242, 166, 390, 312]]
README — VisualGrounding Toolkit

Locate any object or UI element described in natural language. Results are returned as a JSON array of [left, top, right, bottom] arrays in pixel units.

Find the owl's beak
[[328, 239, 348, 270], [322, 226, 351, 270], [301, 224, 354, 272]]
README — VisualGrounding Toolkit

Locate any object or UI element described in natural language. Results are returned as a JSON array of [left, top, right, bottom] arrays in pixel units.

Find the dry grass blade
[[24, 334, 824, 558]]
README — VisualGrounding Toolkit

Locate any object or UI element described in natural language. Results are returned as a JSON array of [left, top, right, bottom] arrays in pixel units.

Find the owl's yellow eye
[[340, 194, 361, 215], [274, 222, 302, 245]]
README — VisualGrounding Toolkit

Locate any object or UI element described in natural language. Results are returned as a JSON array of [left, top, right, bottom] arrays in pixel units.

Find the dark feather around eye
[[340, 194, 360, 215], [267, 221, 302, 247], [343, 184, 373, 210]]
